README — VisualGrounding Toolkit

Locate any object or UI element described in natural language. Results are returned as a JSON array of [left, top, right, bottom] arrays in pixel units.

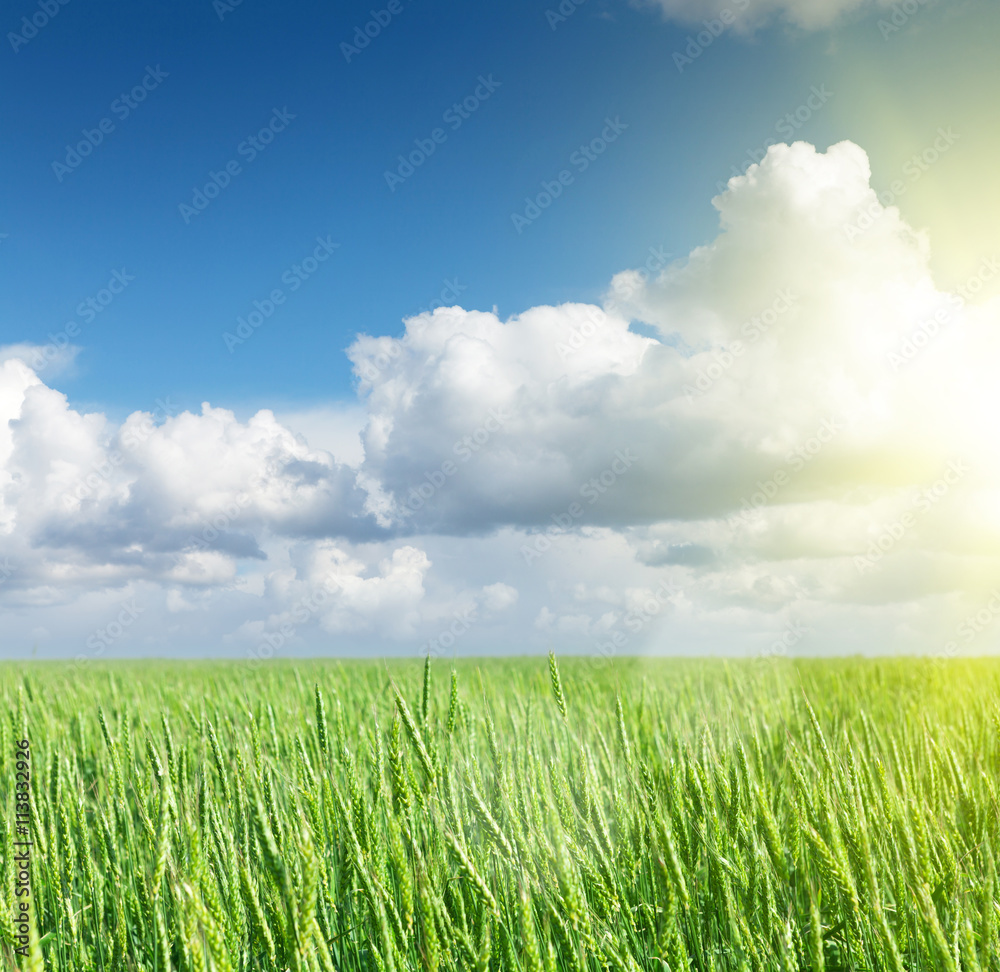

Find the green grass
[[1, 654, 1000, 971]]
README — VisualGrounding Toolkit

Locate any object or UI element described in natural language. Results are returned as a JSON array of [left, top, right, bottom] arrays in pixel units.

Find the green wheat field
[[2, 655, 999, 971]]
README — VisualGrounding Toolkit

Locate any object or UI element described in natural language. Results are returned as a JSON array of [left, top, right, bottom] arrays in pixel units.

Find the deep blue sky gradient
[[0, 0, 965, 419]]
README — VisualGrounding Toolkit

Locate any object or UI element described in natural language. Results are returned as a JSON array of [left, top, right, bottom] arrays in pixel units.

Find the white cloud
[[481, 581, 519, 613], [5, 139, 1000, 658], [0, 343, 79, 379], [0, 367, 379, 601], [228, 541, 432, 650], [349, 142, 990, 541]]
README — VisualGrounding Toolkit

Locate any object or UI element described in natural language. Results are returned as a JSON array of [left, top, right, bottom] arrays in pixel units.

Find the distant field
[[1, 656, 998, 971]]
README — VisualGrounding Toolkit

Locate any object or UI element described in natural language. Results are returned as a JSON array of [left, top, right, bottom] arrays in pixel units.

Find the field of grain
[[1, 655, 999, 971]]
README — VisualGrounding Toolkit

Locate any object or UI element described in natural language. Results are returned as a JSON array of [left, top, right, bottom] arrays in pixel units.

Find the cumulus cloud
[[0, 358, 380, 603], [350, 141, 985, 537], [349, 302, 654, 533], [5, 138, 1000, 657], [481, 582, 519, 613]]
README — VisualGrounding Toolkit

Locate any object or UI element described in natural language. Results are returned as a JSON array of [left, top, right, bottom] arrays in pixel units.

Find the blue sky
[[4, 0, 1000, 660], [0, 0, 918, 416]]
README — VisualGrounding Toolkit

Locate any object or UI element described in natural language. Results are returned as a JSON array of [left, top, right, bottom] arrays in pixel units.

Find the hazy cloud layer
[[638, 0, 891, 32]]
